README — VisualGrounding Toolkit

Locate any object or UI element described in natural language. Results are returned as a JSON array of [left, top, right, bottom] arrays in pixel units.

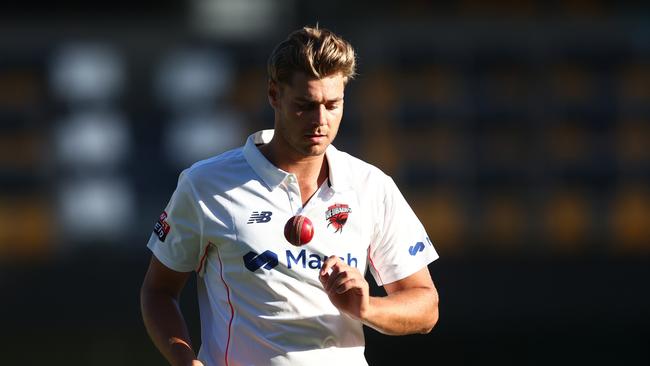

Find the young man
[[141, 26, 439, 366]]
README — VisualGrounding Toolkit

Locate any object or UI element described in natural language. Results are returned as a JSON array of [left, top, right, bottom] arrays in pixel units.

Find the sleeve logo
[[153, 211, 171, 242], [408, 241, 425, 256]]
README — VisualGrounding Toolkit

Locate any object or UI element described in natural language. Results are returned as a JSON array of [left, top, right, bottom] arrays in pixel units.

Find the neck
[[259, 139, 329, 187]]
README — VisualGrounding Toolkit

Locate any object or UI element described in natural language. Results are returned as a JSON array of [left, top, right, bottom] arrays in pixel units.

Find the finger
[[335, 276, 362, 294], [332, 268, 365, 293], [325, 262, 343, 292], [331, 270, 355, 294], [318, 270, 329, 286], [319, 255, 341, 277]]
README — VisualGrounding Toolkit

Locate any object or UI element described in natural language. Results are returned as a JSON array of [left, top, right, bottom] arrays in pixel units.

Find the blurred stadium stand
[[0, 0, 648, 365]]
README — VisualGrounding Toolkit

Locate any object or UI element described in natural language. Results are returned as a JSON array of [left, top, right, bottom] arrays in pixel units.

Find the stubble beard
[[273, 124, 323, 159], [295, 136, 328, 157]]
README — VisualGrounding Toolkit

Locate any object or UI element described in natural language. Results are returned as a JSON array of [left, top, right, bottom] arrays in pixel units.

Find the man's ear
[[268, 80, 280, 108]]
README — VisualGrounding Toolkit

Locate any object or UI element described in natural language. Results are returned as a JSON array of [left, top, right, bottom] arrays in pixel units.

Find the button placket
[[284, 175, 301, 213]]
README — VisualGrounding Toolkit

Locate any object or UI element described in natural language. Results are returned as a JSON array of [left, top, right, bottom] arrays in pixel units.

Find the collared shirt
[[147, 130, 439, 366]]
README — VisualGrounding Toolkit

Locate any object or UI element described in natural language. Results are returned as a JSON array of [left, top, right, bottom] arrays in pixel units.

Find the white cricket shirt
[[147, 130, 439, 366]]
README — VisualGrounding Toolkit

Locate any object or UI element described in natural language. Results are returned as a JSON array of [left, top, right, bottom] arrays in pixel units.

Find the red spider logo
[[325, 203, 351, 233]]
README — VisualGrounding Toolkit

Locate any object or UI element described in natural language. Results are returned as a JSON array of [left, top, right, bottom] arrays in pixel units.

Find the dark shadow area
[[1, 251, 647, 365]]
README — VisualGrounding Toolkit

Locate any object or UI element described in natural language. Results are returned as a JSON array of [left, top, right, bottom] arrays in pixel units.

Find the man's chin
[[301, 143, 328, 157]]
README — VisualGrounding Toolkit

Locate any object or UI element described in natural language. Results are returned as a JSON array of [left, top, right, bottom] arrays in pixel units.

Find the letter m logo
[[243, 250, 278, 272]]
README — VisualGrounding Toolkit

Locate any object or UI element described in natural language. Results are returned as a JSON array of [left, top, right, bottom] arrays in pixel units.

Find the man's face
[[269, 71, 346, 158]]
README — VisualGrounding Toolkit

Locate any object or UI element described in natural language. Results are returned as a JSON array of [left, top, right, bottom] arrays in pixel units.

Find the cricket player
[[141, 25, 439, 366]]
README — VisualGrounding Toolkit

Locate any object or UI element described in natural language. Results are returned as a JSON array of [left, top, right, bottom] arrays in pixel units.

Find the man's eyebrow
[[294, 97, 343, 103]]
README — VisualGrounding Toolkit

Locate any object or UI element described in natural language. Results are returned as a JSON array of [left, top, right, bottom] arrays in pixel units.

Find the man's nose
[[313, 104, 327, 126]]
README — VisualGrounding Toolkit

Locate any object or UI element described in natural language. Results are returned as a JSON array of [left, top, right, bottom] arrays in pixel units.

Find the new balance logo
[[247, 211, 273, 224], [409, 241, 425, 256]]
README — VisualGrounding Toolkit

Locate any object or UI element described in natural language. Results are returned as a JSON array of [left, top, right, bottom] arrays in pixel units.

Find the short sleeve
[[147, 170, 204, 272], [368, 176, 438, 286]]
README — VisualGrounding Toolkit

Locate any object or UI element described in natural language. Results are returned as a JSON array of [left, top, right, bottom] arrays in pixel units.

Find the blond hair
[[268, 25, 357, 85]]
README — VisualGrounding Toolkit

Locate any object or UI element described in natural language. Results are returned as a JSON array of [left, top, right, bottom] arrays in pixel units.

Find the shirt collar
[[243, 130, 288, 191], [324, 142, 353, 192], [242, 129, 353, 192]]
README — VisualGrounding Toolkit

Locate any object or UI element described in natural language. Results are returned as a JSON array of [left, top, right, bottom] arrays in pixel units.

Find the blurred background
[[1, 0, 649, 365]]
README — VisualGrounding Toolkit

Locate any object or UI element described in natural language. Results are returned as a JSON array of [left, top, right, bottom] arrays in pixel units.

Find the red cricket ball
[[284, 215, 314, 246]]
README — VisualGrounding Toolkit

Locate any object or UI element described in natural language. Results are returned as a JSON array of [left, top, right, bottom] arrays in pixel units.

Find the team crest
[[325, 203, 351, 233]]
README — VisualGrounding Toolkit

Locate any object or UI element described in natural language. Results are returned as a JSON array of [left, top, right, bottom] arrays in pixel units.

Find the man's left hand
[[319, 255, 371, 320]]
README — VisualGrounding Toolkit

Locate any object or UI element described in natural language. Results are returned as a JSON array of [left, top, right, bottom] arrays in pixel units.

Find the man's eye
[[296, 103, 312, 110]]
